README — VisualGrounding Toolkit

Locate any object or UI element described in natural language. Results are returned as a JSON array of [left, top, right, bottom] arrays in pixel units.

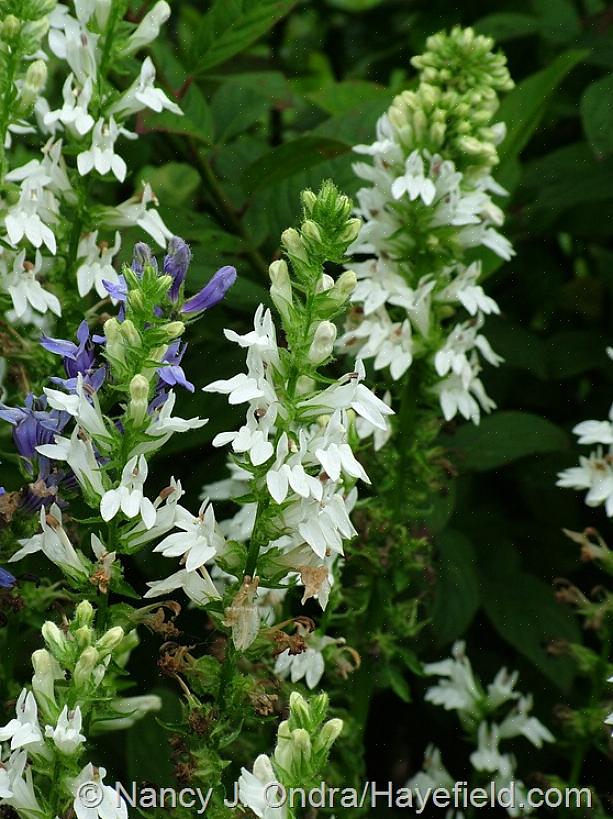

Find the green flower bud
[[31, 649, 60, 711], [281, 228, 308, 262], [314, 717, 343, 755], [316, 273, 334, 293], [75, 600, 95, 627], [339, 218, 361, 244], [20, 59, 47, 111], [42, 621, 67, 656], [302, 219, 323, 244], [120, 319, 141, 348], [74, 625, 93, 650], [288, 691, 311, 728], [128, 374, 150, 425], [269, 259, 293, 320], [308, 321, 337, 364], [335, 269, 357, 299], [301, 189, 317, 214], [295, 375, 315, 396], [2, 15, 21, 42], [96, 626, 125, 653], [74, 646, 99, 688], [104, 318, 125, 364], [164, 321, 185, 339]]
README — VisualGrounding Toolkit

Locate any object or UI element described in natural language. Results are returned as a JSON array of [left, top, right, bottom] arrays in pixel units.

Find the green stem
[[0, 48, 20, 178]]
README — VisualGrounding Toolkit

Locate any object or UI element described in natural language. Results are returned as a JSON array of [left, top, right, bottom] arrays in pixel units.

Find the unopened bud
[[302, 220, 322, 244], [288, 691, 311, 728], [269, 259, 292, 319], [20, 60, 47, 110], [75, 600, 95, 627], [31, 649, 60, 710], [120, 319, 141, 348], [95, 0, 112, 28], [128, 374, 150, 425], [339, 218, 361, 244], [281, 228, 307, 262], [74, 625, 93, 649], [123, 0, 171, 55], [96, 626, 125, 653], [73, 646, 99, 687], [164, 321, 185, 340], [103, 318, 124, 364], [334, 269, 357, 300], [296, 375, 315, 396], [308, 321, 337, 364], [301, 189, 317, 213], [41, 621, 66, 656], [315, 717, 343, 754], [2, 15, 20, 41], [316, 274, 334, 293]]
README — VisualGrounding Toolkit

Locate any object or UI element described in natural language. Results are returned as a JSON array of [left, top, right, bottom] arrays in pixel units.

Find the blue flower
[[0, 567, 15, 589], [157, 341, 194, 392], [165, 237, 192, 302], [181, 265, 237, 315], [41, 321, 106, 392], [0, 395, 69, 469]]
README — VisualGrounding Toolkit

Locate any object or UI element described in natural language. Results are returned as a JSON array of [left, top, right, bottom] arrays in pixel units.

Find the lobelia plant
[[0, 0, 180, 395]]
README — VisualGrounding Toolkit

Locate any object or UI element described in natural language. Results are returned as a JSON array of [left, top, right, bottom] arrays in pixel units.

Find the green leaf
[[431, 530, 480, 644], [497, 49, 588, 190], [532, 0, 581, 45], [193, 0, 297, 74], [142, 83, 213, 145], [308, 80, 390, 116], [481, 573, 580, 690], [475, 13, 538, 41], [383, 665, 412, 702], [546, 330, 612, 378], [241, 136, 351, 195], [212, 72, 294, 143], [581, 73, 613, 157], [137, 162, 200, 207], [449, 411, 569, 472]]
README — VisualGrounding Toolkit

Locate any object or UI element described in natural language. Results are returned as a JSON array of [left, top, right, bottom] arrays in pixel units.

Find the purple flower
[[0, 395, 68, 468], [181, 266, 237, 315], [165, 237, 192, 302], [157, 341, 194, 392], [102, 274, 128, 304], [0, 567, 15, 589], [41, 321, 105, 393], [132, 241, 158, 275]]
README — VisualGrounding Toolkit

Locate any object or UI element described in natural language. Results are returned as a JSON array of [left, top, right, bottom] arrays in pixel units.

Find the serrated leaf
[[581, 73, 613, 157], [450, 411, 569, 472], [193, 0, 297, 74], [241, 136, 351, 195], [431, 530, 480, 644]]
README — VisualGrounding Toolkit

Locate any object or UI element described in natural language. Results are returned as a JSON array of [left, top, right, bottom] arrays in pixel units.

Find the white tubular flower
[[93, 695, 162, 732], [0, 750, 43, 814], [110, 57, 182, 117], [44, 73, 94, 135], [238, 755, 287, 819], [423, 641, 482, 717], [100, 455, 156, 529], [123, 477, 186, 546], [123, 1, 171, 55], [390, 149, 436, 205], [139, 390, 207, 452], [77, 117, 129, 182], [103, 183, 172, 247], [10, 504, 88, 578], [76, 231, 121, 298], [152, 499, 225, 572], [44, 375, 111, 447], [144, 567, 221, 605], [0, 690, 43, 751], [274, 628, 337, 689], [5, 179, 57, 254], [37, 427, 105, 498], [44, 705, 86, 754], [71, 764, 128, 819], [3, 249, 61, 318], [498, 695, 554, 748], [49, 15, 99, 86]]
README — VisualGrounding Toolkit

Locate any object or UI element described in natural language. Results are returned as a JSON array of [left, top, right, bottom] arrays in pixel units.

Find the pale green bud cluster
[[272, 692, 343, 786], [389, 26, 513, 173]]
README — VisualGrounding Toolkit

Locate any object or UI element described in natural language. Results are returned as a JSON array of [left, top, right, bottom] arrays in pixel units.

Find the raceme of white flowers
[[408, 641, 553, 818], [155, 182, 395, 654], [0, 0, 177, 332], [557, 348, 613, 517], [338, 27, 514, 425], [0, 602, 158, 818]]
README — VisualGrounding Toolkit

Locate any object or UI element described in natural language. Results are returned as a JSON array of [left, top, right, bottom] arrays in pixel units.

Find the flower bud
[[104, 318, 124, 364], [288, 691, 311, 728], [132, 241, 156, 274], [75, 600, 95, 627], [301, 189, 317, 213], [31, 649, 61, 710], [269, 259, 292, 320], [96, 626, 125, 653], [281, 228, 307, 262], [73, 647, 99, 688], [123, 0, 171, 55], [42, 621, 67, 656], [74, 625, 93, 650], [128, 374, 150, 425], [120, 319, 141, 348], [295, 375, 315, 396], [339, 218, 361, 244], [165, 236, 191, 301], [316, 274, 334, 293], [302, 219, 322, 244], [308, 321, 337, 364], [95, 0, 112, 28], [20, 59, 47, 111], [333, 269, 357, 300], [314, 717, 343, 755], [94, 695, 162, 732], [164, 321, 185, 340], [2, 15, 21, 42]]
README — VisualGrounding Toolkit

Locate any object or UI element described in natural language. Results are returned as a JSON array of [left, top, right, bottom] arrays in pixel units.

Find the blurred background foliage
[[4, 0, 613, 809]]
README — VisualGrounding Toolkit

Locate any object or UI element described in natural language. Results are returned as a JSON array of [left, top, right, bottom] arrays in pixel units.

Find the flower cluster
[[154, 182, 394, 652], [338, 27, 514, 425], [1, 237, 235, 597], [409, 641, 553, 817], [0, 601, 157, 818], [0, 1, 177, 341], [238, 691, 343, 819]]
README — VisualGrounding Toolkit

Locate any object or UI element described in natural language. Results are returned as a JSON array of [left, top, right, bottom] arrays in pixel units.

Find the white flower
[[498, 695, 554, 748], [44, 73, 95, 135], [76, 231, 121, 298], [144, 567, 221, 605], [0, 750, 43, 814], [266, 433, 324, 504], [406, 745, 455, 792], [100, 454, 156, 529], [312, 411, 370, 484], [77, 117, 129, 182], [44, 376, 111, 446], [355, 390, 392, 451], [153, 499, 225, 572], [10, 504, 88, 578], [110, 57, 182, 117], [123, 0, 171, 55], [238, 755, 287, 819], [103, 182, 172, 247], [423, 641, 482, 717], [5, 179, 57, 254], [37, 427, 105, 498], [274, 628, 336, 689], [3, 249, 61, 318], [71, 763, 128, 819], [0, 690, 43, 751], [282, 487, 356, 560], [606, 676, 613, 734], [390, 150, 436, 205], [437, 262, 500, 316], [557, 447, 613, 517], [469, 723, 510, 774], [142, 390, 207, 444], [124, 477, 186, 546], [45, 705, 86, 754]]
